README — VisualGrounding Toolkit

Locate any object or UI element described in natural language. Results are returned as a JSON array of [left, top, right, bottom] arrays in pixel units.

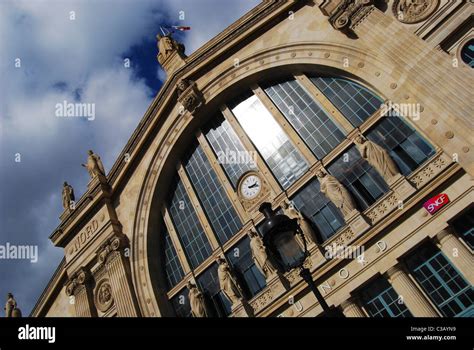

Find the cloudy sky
[[0, 0, 259, 316]]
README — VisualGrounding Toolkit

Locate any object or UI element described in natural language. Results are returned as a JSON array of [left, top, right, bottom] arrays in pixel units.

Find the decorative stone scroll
[[320, 0, 375, 32]]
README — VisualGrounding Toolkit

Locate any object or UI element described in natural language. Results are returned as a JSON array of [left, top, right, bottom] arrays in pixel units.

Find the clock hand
[[248, 182, 259, 189]]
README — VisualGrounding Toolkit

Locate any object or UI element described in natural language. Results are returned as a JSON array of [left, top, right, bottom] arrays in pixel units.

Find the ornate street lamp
[[258, 202, 339, 317]]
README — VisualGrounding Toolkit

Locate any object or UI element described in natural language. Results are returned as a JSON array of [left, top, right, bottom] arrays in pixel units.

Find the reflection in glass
[[264, 79, 345, 159], [366, 115, 435, 175], [204, 115, 257, 188], [231, 94, 308, 189], [311, 77, 382, 127], [327, 146, 388, 210], [292, 179, 345, 242]]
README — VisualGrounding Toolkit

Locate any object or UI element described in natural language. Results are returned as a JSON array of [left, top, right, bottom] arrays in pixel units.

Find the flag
[[172, 26, 191, 31]]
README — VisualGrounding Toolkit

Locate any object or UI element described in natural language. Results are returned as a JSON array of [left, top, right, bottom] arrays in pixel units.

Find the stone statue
[[248, 230, 276, 279], [355, 134, 400, 183], [281, 200, 318, 245], [217, 258, 242, 306], [316, 170, 357, 219], [4, 293, 16, 317], [81, 150, 105, 178], [156, 33, 185, 65], [187, 282, 207, 317], [62, 181, 75, 211]]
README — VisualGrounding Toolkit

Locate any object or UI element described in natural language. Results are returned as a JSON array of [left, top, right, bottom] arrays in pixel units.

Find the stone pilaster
[[435, 227, 474, 285], [65, 268, 96, 317], [386, 264, 439, 317], [340, 297, 366, 317], [97, 234, 141, 317]]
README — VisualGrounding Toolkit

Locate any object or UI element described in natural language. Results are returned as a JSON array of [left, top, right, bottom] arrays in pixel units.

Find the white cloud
[[0, 0, 261, 315]]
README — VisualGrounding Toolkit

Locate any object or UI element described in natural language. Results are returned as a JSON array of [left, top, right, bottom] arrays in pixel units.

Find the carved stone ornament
[[98, 235, 127, 265], [392, 0, 439, 24], [326, 0, 374, 31], [94, 279, 114, 312], [65, 268, 91, 296], [176, 79, 204, 114]]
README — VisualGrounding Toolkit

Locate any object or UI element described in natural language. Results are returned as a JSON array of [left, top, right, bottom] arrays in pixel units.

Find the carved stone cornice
[[176, 79, 204, 115], [320, 0, 374, 32], [65, 267, 91, 296], [97, 234, 128, 265]]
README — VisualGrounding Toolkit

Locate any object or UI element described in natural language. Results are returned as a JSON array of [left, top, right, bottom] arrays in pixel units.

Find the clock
[[239, 173, 262, 200], [237, 171, 271, 212]]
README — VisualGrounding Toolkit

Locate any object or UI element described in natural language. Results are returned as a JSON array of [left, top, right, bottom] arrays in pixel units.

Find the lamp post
[[258, 202, 339, 316]]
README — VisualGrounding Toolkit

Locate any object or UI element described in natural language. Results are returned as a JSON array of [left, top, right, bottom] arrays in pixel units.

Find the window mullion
[[177, 163, 220, 250], [220, 105, 282, 194], [251, 84, 318, 165], [294, 73, 354, 133], [162, 206, 192, 274], [195, 129, 249, 223]]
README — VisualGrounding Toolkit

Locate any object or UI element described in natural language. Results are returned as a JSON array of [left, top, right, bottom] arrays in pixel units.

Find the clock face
[[240, 174, 262, 199]]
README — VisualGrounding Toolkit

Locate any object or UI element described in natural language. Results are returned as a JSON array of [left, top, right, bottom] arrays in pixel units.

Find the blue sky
[[0, 0, 260, 315]]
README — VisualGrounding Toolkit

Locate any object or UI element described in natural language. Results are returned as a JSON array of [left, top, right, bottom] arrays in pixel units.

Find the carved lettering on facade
[[67, 219, 99, 257]]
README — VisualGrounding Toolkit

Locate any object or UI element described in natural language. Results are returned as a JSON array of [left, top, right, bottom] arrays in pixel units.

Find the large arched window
[[158, 72, 435, 317]]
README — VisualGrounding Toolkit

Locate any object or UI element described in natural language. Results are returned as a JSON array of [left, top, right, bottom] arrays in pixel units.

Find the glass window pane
[[226, 236, 266, 298], [184, 143, 242, 244], [291, 179, 345, 242], [204, 115, 257, 188], [366, 115, 435, 175], [311, 77, 383, 127], [197, 264, 232, 317], [163, 228, 185, 290], [168, 178, 213, 269], [327, 146, 389, 209], [451, 208, 474, 249], [170, 289, 191, 317], [264, 79, 345, 159], [406, 243, 474, 317], [231, 94, 309, 189], [360, 277, 412, 317]]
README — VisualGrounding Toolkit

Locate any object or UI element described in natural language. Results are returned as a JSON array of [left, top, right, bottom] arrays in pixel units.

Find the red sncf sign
[[423, 193, 450, 215]]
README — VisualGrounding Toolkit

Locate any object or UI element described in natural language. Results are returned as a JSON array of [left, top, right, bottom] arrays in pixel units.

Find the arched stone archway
[[129, 41, 430, 317]]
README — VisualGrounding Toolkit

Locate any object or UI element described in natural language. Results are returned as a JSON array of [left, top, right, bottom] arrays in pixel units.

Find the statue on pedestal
[[156, 33, 185, 65], [216, 257, 243, 306], [187, 282, 207, 317], [248, 230, 276, 279], [281, 200, 318, 245], [82, 150, 105, 179], [62, 181, 75, 211], [4, 293, 21, 317], [355, 134, 400, 183], [316, 170, 357, 219]]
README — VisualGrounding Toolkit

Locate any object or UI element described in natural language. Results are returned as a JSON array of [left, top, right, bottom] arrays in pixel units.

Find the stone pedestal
[[391, 175, 416, 202], [231, 300, 254, 317], [346, 210, 370, 236]]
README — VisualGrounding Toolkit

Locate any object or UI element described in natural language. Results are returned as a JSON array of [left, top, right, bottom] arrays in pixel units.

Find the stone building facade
[[31, 0, 473, 318]]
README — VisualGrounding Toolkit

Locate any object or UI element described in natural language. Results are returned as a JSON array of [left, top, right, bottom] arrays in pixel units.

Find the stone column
[[66, 268, 96, 317], [386, 264, 439, 317], [435, 227, 474, 285], [340, 298, 366, 317], [98, 234, 141, 317]]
